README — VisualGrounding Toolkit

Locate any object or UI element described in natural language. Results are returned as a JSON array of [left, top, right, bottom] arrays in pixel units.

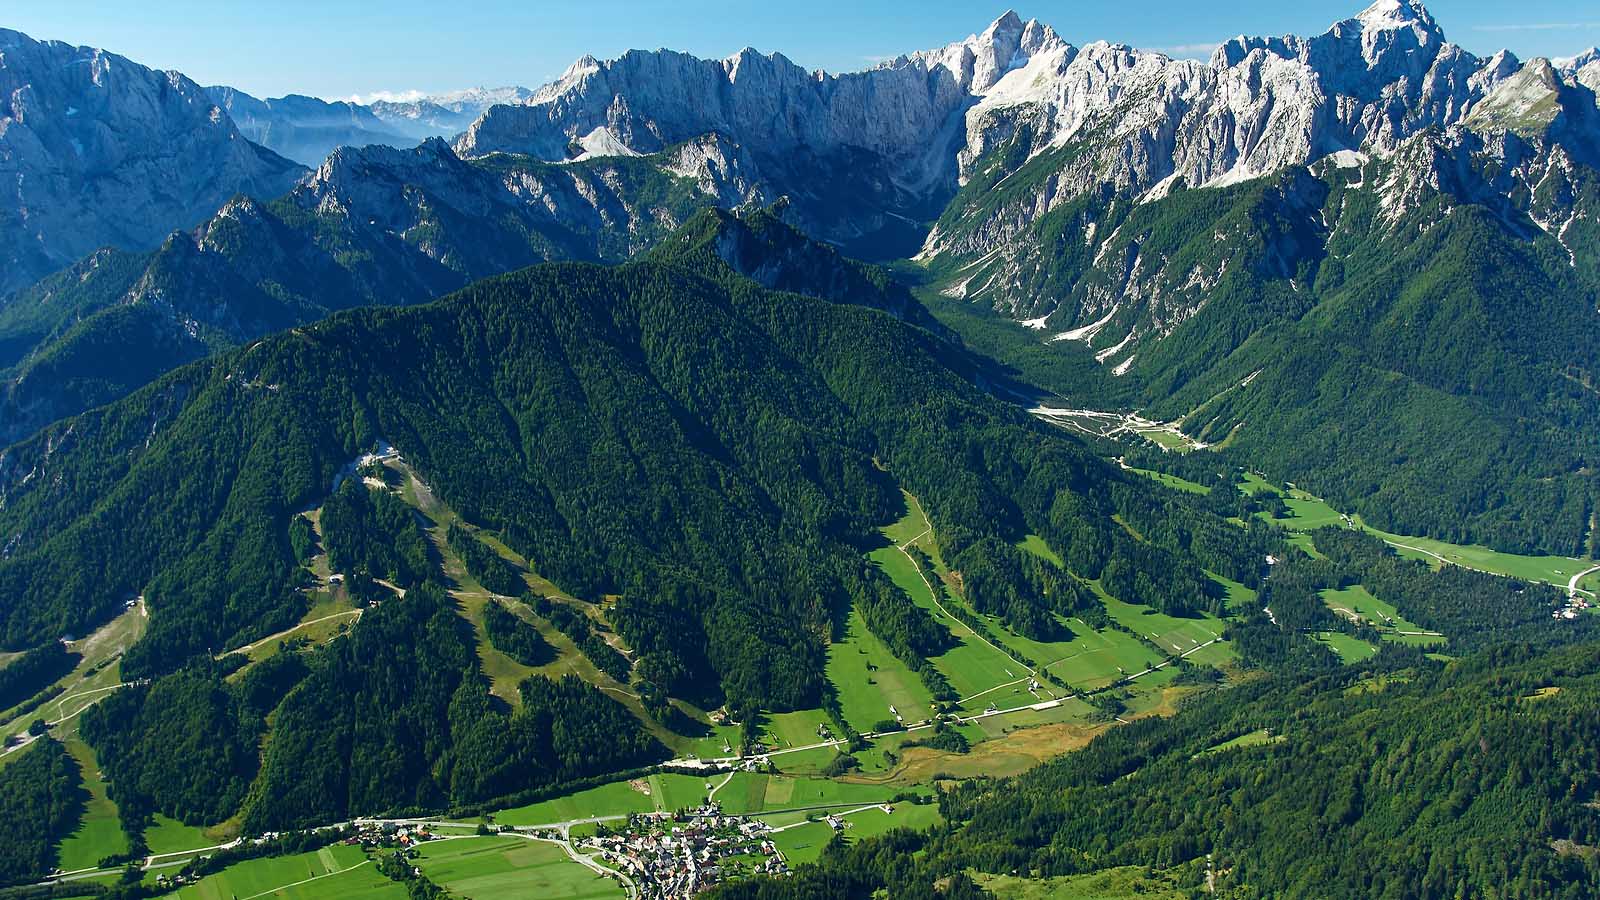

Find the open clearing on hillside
[[1037, 627, 1162, 690], [161, 843, 397, 900], [1320, 585, 1442, 645], [827, 604, 938, 733], [1256, 479, 1589, 588], [1198, 728, 1286, 756], [494, 779, 664, 826], [415, 836, 622, 900], [1096, 592, 1233, 664], [1315, 631, 1378, 663], [716, 772, 916, 817], [1128, 467, 1209, 494], [144, 815, 221, 857], [55, 739, 128, 871], [769, 801, 941, 865], [870, 545, 1021, 703]]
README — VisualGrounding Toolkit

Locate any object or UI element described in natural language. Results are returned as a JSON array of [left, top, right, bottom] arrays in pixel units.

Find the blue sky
[[7, 1, 1599, 100]]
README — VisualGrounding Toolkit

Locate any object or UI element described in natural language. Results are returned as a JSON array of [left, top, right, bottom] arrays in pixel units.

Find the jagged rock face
[[916, 0, 1600, 343], [449, 1, 1596, 267], [0, 29, 305, 295], [454, 12, 1066, 252], [206, 87, 416, 166], [929, 1, 1538, 254]]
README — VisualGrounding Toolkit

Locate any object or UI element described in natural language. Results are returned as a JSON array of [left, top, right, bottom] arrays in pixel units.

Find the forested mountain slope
[[0, 137, 735, 445], [923, 137, 1600, 555], [0, 212, 1288, 840], [0, 211, 1270, 686]]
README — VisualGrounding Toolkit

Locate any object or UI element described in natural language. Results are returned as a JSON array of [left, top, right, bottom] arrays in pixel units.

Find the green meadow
[[160, 843, 396, 900], [1319, 585, 1441, 645], [414, 836, 622, 900], [55, 739, 128, 871], [1315, 631, 1379, 663], [826, 604, 937, 732]]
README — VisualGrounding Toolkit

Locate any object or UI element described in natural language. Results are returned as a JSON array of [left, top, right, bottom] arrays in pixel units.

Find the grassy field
[[1314, 631, 1378, 664], [659, 702, 742, 760], [1579, 569, 1600, 596], [1016, 536, 1233, 681], [1251, 479, 1591, 588], [1128, 467, 1209, 494], [1210, 572, 1258, 614], [1038, 624, 1162, 691], [144, 815, 219, 856], [1017, 534, 1064, 567], [162, 843, 398, 900], [713, 773, 914, 817], [826, 603, 937, 732], [882, 493, 935, 550], [55, 739, 127, 871], [493, 780, 655, 826], [770, 801, 941, 865], [760, 709, 834, 753], [1096, 591, 1233, 664], [1199, 729, 1286, 756], [414, 836, 622, 900], [1276, 492, 1349, 530], [232, 597, 360, 669], [1, 601, 147, 750], [644, 772, 713, 812], [869, 546, 1021, 704], [1285, 532, 1323, 558], [1318, 585, 1440, 645], [969, 695, 1100, 737]]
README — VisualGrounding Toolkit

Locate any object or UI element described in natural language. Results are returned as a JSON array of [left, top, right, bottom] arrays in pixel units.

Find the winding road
[[1568, 564, 1600, 600]]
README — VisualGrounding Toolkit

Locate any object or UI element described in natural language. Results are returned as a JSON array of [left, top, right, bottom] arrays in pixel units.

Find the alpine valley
[[0, 4, 1596, 900]]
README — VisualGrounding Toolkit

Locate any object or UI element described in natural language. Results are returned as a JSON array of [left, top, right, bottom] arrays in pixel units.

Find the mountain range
[[0, 4, 1598, 898], [207, 84, 535, 165], [0, 28, 304, 295], [2, 0, 1595, 553]]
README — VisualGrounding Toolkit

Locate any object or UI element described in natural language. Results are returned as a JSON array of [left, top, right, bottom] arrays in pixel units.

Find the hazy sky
[[7, 0, 1599, 100]]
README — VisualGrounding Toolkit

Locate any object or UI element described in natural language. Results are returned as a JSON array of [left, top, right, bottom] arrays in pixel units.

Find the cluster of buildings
[[348, 821, 441, 849], [1554, 595, 1591, 620], [576, 804, 787, 898]]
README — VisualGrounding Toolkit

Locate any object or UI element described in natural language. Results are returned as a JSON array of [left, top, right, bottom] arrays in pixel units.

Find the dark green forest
[[2, 206, 1596, 891], [320, 478, 432, 589], [446, 524, 526, 597], [480, 600, 553, 667], [238, 582, 663, 830], [0, 739, 83, 886], [0, 644, 79, 714]]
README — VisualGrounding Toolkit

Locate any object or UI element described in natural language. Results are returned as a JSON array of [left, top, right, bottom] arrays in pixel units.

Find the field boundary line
[[893, 504, 1035, 679], [236, 858, 370, 900]]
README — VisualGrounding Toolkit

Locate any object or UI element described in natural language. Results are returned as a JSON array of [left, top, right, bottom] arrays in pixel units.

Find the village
[[551, 803, 789, 898]]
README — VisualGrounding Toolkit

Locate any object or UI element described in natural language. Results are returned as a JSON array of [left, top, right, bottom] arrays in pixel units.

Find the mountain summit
[[0, 28, 304, 294]]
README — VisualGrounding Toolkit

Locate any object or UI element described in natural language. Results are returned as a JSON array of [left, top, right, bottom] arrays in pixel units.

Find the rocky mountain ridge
[[0, 136, 769, 444], [0, 27, 305, 294]]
